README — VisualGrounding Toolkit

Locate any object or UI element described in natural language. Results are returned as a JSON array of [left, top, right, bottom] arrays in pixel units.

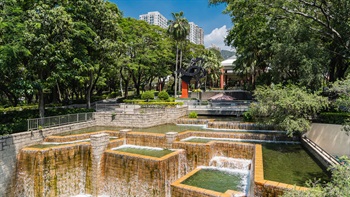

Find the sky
[[109, 0, 234, 51]]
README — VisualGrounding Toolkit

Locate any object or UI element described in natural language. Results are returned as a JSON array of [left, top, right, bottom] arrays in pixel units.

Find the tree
[[210, 0, 350, 91], [201, 49, 223, 89], [167, 11, 190, 96], [69, 0, 122, 108], [0, 0, 30, 106], [247, 84, 328, 136], [25, 4, 74, 117], [328, 76, 350, 134], [119, 18, 172, 96]]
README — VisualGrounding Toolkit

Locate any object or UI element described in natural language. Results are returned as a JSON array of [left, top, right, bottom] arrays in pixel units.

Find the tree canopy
[[210, 0, 350, 91], [247, 84, 328, 135], [0, 1, 215, 116]]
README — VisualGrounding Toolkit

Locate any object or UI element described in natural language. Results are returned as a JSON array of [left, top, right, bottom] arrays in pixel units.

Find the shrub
[[138, 102, 183, 108], [243, 111, 253, 121], [188, 112, 198, 118], [158, 91, 170, 100], [315, 112, 350, 124], [141, 91, 155, 101], [0, 107, 95, 135]]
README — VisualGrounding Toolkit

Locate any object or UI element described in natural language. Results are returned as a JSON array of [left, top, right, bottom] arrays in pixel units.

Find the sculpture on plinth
[[178, 58, 207, 98]]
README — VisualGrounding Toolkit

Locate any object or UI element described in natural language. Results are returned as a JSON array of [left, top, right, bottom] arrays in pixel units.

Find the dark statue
[[178, 57, 207, 88]]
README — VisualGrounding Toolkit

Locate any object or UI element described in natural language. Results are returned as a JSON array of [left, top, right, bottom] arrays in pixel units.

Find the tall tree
[[25, 4, 73, 117], [210, 0, 350, 90], [69, 0, 122, 108], [0, 0, 30, 106], [167, 11, 190, 96], [119, 18, 172, 96]]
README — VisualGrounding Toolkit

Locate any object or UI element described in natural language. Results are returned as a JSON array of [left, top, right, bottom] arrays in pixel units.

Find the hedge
[[138, 102, 183, 108], [314, 112, 350, 124], [0, 107, 95, 135]]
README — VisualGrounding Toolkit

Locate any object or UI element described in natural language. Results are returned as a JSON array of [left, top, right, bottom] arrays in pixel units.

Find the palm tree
[[202, 49, 223, 88], [167, 11, 190, 97]]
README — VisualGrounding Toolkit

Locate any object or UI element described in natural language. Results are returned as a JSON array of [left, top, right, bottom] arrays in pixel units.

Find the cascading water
[[207, 157, 252, 196], [14, 145, 92, 197], [209, 156, 251, 170]]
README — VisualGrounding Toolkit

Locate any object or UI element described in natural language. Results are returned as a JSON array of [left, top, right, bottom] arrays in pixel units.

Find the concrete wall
[[307, 123, 350, 157]]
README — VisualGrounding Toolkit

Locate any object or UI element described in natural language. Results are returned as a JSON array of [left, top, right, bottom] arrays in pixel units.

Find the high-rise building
[[139, 11, 168, 29], [188, 22, 204, 45]]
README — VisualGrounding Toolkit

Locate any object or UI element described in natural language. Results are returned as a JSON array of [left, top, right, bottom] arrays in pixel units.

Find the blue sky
[[109, 0, 234, 50]]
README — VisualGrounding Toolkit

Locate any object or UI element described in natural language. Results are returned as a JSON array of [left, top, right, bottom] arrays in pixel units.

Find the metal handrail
[[302, 136, 340, 166], [27, 112, 94, 131]]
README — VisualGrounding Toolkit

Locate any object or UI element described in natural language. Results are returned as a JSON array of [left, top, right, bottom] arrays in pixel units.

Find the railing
[[188, 100, 251, 110], [27, 112, 94, 131], [302, 136, 340, 166]]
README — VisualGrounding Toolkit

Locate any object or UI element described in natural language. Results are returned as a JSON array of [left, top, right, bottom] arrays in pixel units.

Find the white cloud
[[204, 25, 234, 51]]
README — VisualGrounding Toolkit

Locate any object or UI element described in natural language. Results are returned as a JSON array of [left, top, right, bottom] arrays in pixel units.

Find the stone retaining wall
[[94, 106, 187, 128], [0, 121, 95, 196]]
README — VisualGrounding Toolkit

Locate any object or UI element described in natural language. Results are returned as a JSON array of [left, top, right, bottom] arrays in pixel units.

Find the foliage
[[158, 91, 170, 100], [248, 84, 328, 136], [315, 112, 350, 125], [328, 76, 350, 112], [141, 91, 155, 101], [327, 76, 350, 134], [210, 0, 350, 90], [188, 112, 198, 118], [282, 157, 350, 197], [119, 18, 173, 96], [0, 107, 94, 135], [167, 11, 190, 96], [192, 89, 202, 93], [138, 102, 183, 108], [243, 111, 253, 121]]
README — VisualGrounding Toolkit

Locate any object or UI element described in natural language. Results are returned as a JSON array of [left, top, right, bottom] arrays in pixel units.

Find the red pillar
[[220, 68, 224, 89], [180, 81, 189, 98]]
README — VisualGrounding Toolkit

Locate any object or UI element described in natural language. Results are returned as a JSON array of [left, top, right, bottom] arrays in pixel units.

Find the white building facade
[[188, 22, 204, 45], [139, 11, 168, 29]]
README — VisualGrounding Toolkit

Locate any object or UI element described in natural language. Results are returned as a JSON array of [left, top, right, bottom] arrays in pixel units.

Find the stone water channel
[[5, 116, 330, 197]]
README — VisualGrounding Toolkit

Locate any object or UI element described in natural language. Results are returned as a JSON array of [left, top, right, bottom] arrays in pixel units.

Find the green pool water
[[114, 147, 173, 158], [133, 124, 274, 134], [58, 126, 121, 136], [262, 143, 330, 186], [28, 144, 67, 149], [197, 115, 243, 122], [182, 168, 246, 193], [57, 124, 277, 136]]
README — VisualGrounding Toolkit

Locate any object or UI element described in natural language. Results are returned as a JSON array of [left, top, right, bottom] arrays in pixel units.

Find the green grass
[[182, 169, 245, 193], [262, 143, 330, 186], [115, 147, 173, 158]]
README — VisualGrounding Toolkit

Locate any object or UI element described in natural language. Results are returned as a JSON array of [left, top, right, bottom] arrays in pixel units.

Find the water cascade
[[100, 145, 188, 197], [209, 156, 251, 170], [14, 144, 92, 197]]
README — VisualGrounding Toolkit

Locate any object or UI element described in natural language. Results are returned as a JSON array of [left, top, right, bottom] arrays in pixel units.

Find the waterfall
[[209, 156, 251, 170]]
